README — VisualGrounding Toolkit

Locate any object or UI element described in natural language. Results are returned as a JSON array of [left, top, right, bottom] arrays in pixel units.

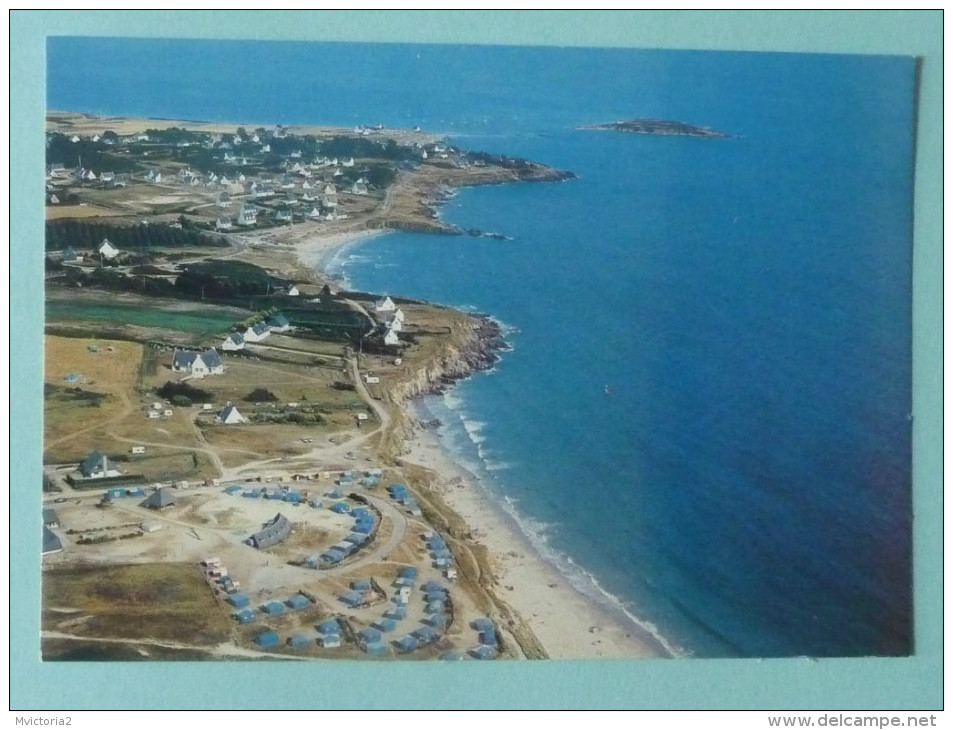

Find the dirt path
[[46, 389, 135, 449]]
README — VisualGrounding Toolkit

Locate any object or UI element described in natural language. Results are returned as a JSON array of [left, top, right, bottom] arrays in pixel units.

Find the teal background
[[11, 10, 942, 709]]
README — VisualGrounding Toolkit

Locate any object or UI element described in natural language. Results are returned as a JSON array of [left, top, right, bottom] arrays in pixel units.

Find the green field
[[46, 300, 241, 334]]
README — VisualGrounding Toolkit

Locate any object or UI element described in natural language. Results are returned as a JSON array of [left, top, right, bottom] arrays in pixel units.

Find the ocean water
[[48, 39, 915, 657]]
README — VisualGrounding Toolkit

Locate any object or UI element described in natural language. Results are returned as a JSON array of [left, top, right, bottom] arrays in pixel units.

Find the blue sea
[[49, 39, 915, 658]]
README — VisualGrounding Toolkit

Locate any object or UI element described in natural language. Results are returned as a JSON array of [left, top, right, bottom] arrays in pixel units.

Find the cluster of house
[[373, 296, 405, 347], [221, 312, 293, 351]]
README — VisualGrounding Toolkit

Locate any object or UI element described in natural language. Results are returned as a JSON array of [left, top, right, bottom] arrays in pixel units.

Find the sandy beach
[[400, 416, 670, 659]]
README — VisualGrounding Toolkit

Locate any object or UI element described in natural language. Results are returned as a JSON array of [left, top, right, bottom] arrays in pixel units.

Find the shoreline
[[401, 399, 672, 660], [285, 224, 672, 660]]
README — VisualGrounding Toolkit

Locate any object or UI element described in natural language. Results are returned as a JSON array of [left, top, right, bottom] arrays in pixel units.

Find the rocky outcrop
[[392, 315, 505, 405]]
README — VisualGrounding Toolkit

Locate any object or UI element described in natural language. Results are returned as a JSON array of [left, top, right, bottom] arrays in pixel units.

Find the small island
[[577, 118, 731, 139]]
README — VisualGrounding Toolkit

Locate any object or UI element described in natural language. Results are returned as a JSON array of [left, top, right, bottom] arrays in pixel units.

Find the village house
[[243, 321, 272, 343], [237, 205, 258, 226], [78, 451, 122, 480], [171, 348, 225, 377], [97, 238, 120, 260], [374, 296, 397, 313], [221, 332, 245, 351], [383, 329, 401, 346], [267, 313, 292, 333], [286, 285, 300, 297], [216, 216, 233, 231], [218, 404, 247, 425]]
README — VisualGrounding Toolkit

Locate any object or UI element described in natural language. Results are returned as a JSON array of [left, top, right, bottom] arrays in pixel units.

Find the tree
[[244, 387, 278, 403], [171, 395, 192, 407]]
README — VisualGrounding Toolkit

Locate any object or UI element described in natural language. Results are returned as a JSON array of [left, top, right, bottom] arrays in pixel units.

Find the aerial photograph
[[40, 37, 915, 662]]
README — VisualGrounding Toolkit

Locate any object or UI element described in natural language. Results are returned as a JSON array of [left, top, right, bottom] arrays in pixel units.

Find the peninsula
[[41, 112, 666, 662], [577, 118, 731, 138]]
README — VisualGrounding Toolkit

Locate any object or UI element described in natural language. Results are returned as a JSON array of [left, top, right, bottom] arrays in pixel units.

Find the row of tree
[[45, 220, 222, 251]]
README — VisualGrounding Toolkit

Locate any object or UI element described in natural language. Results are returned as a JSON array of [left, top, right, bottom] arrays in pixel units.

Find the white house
[[171, 349, 225, 377], [382, 313, 402, 333], [286, 285, 300, 297], [351, 179, 369, 195], [222, 332, 245, 351], [374, 296, 396, 313], [267, 313, 292, 333], [218, 404, 247, 425], [243, 321, 271, 342], [97, 238, 120, 260], [383, 329, 400, 346], [216, 216, 233, 231], [236, 205, 258, 226]]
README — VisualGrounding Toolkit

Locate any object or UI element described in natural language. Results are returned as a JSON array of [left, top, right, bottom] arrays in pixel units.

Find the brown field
[[44, 336, 144, 459], [45, 204, 123, 219], [200, 423, 320, 467], [42, 562, 232, 646]]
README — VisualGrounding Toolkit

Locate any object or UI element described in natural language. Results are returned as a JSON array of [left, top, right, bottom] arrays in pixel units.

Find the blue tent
[[425, 600, 446, 614], [286, 594, 310, 610], [255, 631, 279, 647], [227, 593, 250, 608], [262, 601, 285, 615], [351, 508, 370, 519], [399, 566, 418, 579], [392, 577, 414, 588], [425, 613, 449, 629], [345, 532, 369, 545], [283, 492, 302, 503], [224, 485, 243, 495], [330, 503, 350, 514], [339, 590, 365, 607], [439, 651, 464, 661], [358, 628, 382, 644], [287, 634, 310, 649], [363, 642, 388, 655], [242, 490, 261, 498], [423, 589, 448, 603], [469, 644, 496, 660], [412, 626, 439, 644], [384, 607, 407, 621], [235, 609, 256, 623], [479, 630, 498, 646], [325, 490, 343, 499], [350, 579, 371, 591], [395, 635, 418, 653], [317, 619, 340, 635], [352, 522, 373, 534], [372, 618, 397, 633], [421, 580, 444, 593], [472, 617, 495, 632], [324, 548, 346, 563]]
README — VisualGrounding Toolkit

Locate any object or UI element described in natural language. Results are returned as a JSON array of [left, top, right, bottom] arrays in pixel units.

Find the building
[[140, 487, 176, 510], [242, 321, 271, 343], [42, 526, 63, 555], [267, 313, 292, 333], [218, 404, 247, 425], [383, 329, 400, 347], [97, 238, 119, 260], [236, 204, 258, 226], [247, 513, 291, 549], [170, 349, 224, 377], [78, 451, 121, 480], [222, 332, 245, 351], [374, 296, 396, 313], [42, 508, 60, 529], [286, 285, 300, 297]]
